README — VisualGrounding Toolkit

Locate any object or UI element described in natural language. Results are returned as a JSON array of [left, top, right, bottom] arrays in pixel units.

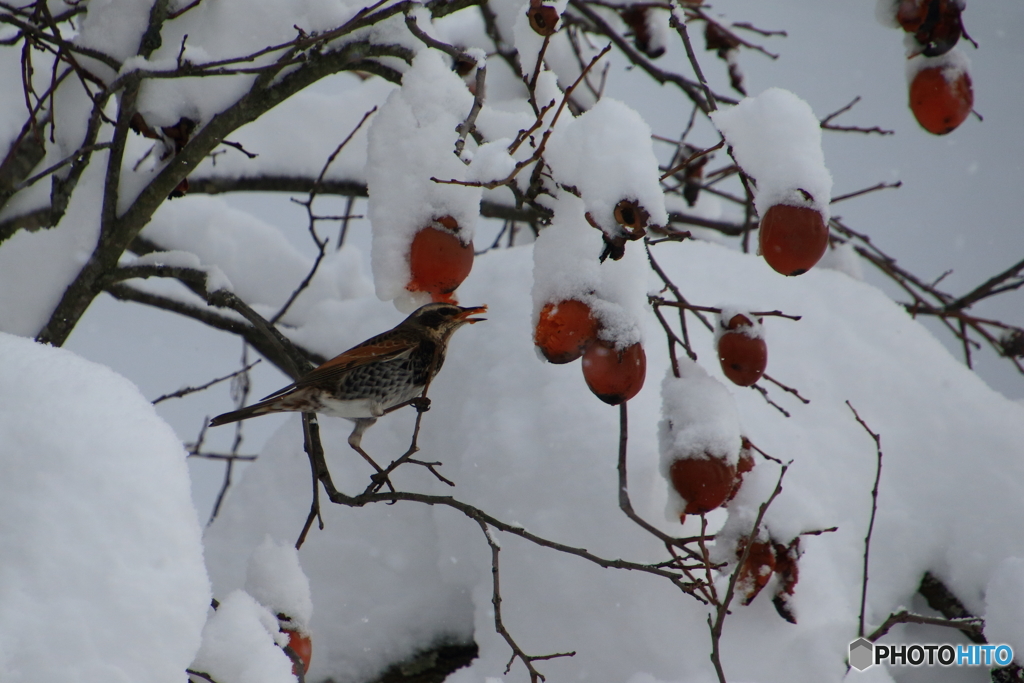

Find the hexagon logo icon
[[849, 638, 875, 671]]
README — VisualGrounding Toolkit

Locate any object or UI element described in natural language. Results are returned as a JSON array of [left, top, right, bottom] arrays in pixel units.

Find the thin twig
[[617, 402, 705, 564], [761, 373, 810, 404], [455, 63, 486, 160], [830, 181, 902, 204], [650, 298, 802, 321], [848, 400, 883, 638], [271, 106, 377, 325], [477, 520, 576, 682], [660, 140, 723, 181], [867, 609, 983, 643], [752, 383, 791, 417], [152, 359, 261, 404], [670, 13, 716, 113], [708, 462, 789, 683]]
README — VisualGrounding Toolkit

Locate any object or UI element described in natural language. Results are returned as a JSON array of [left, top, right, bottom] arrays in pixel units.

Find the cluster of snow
[[191, 590, 295, 683], [659, 362, 741, 464], [511, 0, 571, 76], [658, 362, 743, 518], [529, 97, 667, 348], [906, 47, 972, 83], [711, 88, 833, 222], [714, 305, 767, 343], [531, 193, 647, 348], [192, 538, 314, 683], [984, 558, 1024, 657], [129, 249, 234, 295], [367, 50, 481, 312], [639, 7, 671, 58], [245, 536, 315, 633], [0, 153, 107, 337], [188, 79, 397, 186], [0, 333, 210, 683], [546, 98, 669, 239]]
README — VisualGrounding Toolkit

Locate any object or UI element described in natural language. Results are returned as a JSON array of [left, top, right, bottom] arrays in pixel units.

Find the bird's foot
[[410, 396, 431, 413]]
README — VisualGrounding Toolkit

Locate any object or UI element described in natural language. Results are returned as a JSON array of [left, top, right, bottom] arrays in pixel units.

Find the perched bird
[[209, 302, 487, 462]]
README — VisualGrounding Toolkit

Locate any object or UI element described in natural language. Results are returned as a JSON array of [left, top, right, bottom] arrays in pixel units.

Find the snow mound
[[203, 240, 1024, 683], [0, 332, 210, 683]]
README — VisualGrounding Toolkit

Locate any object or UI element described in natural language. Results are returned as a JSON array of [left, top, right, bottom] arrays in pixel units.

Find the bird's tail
[[209, 399, 283, 427]]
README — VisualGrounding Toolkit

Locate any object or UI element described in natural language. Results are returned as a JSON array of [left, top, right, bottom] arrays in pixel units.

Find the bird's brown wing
[[259, 330, 417, 400]]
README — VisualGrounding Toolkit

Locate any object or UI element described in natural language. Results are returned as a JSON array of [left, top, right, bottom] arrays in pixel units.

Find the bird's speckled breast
[[329, 338, 443, 414]]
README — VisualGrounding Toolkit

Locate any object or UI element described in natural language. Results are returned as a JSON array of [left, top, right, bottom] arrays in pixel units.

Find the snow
[[130, 248, 234, 294], [906, 47, 972, 82], [190, 590, 296, 683], [658, 360, 743, 470], [983, 558, 1024, 661], [74, 0, 152, 63], [711, 88, 833, 222], [367, 50, 481, 311], [818, 242, 865, 280], [0, 151, 107, 336], [715, 306, 767, 342], [245, 537, 314, 633], [0, 332, 209, 683], [531, 193, 647, 347], [512, 0, 571, 76], [467, 139, 517, 182], [140, 196, 373, 322], [188, 78, 396, 184], [546, 97, 670, 238], [1, 1, 1022, 682], [644, 8, 671, 57], [202, 239, 1024, 683], [202, 423, 475, 683]]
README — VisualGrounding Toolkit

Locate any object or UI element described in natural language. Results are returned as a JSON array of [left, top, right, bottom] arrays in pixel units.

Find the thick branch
[[103, 283, 322, 378], [35, 40, 414, 347], [187, 174, 547, 223]]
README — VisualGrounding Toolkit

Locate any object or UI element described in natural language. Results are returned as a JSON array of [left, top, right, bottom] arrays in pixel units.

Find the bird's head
[[404, 302, 488, 339]]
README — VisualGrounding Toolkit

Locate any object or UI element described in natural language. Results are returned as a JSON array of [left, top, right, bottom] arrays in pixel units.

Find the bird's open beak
[[458, 305, 488, 323]]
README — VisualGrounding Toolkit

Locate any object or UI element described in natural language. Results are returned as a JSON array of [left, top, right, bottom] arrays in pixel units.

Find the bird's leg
[[382, 396, 431, 415], [347, 418, 389, 480]]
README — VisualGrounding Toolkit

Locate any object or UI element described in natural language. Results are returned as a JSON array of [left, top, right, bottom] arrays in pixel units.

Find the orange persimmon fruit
[[909, 65, 972, 135], [582, 340, 646, 405], [718, 314, 767, 387], [758, 204, 829, 276], [283, 628, 312, 675], [535, 299, 599, 364], [669, 455, 737, 522], [407, 217, 474, 303], [736, 538, 777, 605]]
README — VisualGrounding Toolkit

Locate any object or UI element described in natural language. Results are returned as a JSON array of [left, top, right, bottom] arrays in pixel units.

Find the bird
[[209, 302, 487, 467]]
